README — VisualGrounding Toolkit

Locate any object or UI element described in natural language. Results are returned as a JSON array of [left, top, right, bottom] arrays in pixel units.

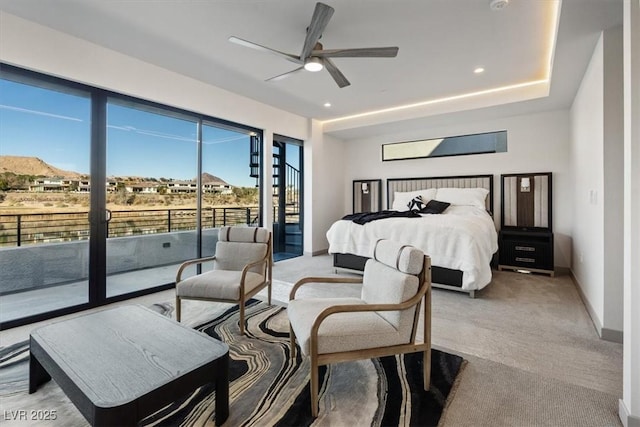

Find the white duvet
[[326, 205, 499, 291]]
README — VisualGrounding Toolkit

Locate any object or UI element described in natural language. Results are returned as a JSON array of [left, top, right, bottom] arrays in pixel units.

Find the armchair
[[287, 239, 432, 417], [175, 226, 272, 335]]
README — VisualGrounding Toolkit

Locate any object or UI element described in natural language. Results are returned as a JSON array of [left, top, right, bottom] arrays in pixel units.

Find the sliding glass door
[[0, 64, 263, 329], [201, 123, 261, 258], [105, 101, 199, 297], [0, 76, 92, 324]]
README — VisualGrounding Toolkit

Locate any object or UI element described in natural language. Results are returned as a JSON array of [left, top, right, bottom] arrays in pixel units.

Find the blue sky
[[0, 79, 258, 187]]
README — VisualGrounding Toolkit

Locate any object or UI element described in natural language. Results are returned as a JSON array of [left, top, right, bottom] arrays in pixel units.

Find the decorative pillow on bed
[[435, 187, 489, 209], [420, 199, 451, 214], [407, 196, 426, 212], [392, 189, 437, 211]]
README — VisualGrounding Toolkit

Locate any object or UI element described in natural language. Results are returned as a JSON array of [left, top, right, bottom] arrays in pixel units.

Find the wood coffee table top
[[30, 304, 229, 426]]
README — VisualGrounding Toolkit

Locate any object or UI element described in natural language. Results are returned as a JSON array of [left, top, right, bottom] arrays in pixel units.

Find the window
[[0, 75, 92, 323], [382, 130, 507, 161], [0, 64, 263, 328]]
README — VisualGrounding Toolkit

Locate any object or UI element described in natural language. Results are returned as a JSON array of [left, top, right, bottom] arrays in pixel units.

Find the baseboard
[[602, 327, 624, 343], [569, 271, 623, 343], [305, 249, 328, 256], [619, 399, 640, 427]]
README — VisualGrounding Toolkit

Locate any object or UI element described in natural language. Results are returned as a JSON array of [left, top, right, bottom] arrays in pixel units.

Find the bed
[[327, 174, 498, 297]]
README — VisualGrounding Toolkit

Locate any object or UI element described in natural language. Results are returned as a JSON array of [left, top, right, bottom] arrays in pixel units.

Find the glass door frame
[[0, 64, 263, 329]]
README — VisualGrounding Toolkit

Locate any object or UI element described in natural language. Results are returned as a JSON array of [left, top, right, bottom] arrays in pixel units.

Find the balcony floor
[[0, 262, 203, 324]]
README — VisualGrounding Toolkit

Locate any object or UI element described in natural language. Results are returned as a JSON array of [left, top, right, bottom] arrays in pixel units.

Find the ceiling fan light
[[304, 57, 324, 72]]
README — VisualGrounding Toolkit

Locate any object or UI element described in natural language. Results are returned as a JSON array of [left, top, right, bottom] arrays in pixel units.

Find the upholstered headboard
[[387, 174, 494, 212]]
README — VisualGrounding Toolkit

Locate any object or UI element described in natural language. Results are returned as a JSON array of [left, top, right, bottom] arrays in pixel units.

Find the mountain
[[0, 156, 231, 184], [0, 155, 82, 178], [199, 173, 230, 186]]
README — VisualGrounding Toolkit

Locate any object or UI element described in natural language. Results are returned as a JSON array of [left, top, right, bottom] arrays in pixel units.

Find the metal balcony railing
[[0, 206, 260, 247]]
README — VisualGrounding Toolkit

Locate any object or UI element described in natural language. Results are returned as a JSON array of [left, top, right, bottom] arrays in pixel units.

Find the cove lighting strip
[[321, 0, 561, 126]]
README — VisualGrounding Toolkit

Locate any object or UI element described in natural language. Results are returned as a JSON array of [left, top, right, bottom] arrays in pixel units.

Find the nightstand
[[498, 229, 554, 276]]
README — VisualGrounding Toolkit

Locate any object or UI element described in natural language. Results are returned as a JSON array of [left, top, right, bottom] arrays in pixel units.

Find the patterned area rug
[[0, 300, 465, 426]]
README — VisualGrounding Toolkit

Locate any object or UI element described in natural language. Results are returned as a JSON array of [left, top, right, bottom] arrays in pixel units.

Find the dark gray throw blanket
[[342, 210, 421, 225]]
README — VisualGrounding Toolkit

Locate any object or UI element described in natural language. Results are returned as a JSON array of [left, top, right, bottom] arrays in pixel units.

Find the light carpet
[[0, 299, 464, 427]]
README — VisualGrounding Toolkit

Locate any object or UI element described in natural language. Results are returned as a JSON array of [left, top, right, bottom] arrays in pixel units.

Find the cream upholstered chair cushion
[[176, 226, 269, 300], [213, 226, 270, 272], [287, 239, 431, 417], [175, 226, 272, 334], [288, 239, 424, 356], [287, 296, 410, 355], [176, 270, 266, 300]]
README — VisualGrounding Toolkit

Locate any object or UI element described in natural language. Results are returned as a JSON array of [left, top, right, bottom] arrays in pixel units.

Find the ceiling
[[0, 0, 623, 138]]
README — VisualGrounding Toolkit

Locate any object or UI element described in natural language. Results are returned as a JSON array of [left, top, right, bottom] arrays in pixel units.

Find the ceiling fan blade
[[300, 2, 334, 59], [323, 58, 350, 88], [229, 36, 302, 65], [265, 67, 305, 82], [313, 47, 399, 58]]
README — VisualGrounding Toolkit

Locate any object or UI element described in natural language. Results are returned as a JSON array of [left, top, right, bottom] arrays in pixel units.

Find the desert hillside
[[0, 155, 82, 178], [199, 172, 229, 186]]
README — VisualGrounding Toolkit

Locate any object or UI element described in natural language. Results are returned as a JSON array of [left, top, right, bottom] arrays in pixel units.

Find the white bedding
[[326, 205, 499, 291]]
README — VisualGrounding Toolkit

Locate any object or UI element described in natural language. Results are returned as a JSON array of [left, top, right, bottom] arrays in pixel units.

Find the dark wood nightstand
[[498, 229, 554, 276]]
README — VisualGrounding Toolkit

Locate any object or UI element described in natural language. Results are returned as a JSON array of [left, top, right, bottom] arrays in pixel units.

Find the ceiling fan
[[228, 2, 399, 88]]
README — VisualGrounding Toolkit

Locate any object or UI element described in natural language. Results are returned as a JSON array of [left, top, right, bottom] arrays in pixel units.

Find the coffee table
[[29, 305, 229, 426]]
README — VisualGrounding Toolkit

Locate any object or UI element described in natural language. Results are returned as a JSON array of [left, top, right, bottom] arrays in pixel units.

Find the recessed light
[[324, 102, 332, 108], [474, 67, 485, 74], [489, 0, 509, 11]]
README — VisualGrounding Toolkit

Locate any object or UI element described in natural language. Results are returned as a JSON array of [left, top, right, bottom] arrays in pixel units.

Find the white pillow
[[391, 188, 437, 211], [435, 187, 489, 209]]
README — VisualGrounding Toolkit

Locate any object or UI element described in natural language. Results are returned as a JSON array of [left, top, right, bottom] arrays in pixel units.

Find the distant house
[[203, 182, 233, 194], [27, 177, 231, 194], [30, 177, 73, 192], [125, 183, 159, 194], [77, 180, 90, 192], [106, 180, 119, 193], [166, 180, 198, 194]]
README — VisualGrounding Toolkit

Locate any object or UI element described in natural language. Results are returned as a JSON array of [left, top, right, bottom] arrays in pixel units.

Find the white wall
[[570, 34, 606, 331], [341, 109, 572, 268], [304, 121, 347, 254], [602, 26, 625, 337], [621, 0, 640, 424], [570, 27, 624, 340]]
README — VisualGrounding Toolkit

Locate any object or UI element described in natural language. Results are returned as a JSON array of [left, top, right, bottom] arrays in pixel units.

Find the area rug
[[0, 300, 465, 427]]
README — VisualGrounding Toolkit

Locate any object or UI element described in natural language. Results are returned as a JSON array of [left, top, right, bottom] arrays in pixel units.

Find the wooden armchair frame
[[175, 232, 272, 335], [288, 255, 432, 417]]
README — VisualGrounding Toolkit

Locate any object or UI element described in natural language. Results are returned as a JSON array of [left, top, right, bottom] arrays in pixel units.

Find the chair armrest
[[240, 256, 269, 279], [289, 276, 363, 300], [242, 256, 269, 273], [176, 256, 217, 283]]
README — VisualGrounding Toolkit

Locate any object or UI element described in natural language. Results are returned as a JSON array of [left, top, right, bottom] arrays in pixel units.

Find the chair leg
[[267, 280, 272, 305], [176, 296, 181, 322], [423, 349, 431, 391], [239, 301, 245, 335], [310, 355, 319, 417], [289, 325, 296, 359]]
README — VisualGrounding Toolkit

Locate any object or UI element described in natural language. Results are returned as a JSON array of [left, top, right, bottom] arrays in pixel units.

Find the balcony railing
[[0, 206, 260, 247]]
